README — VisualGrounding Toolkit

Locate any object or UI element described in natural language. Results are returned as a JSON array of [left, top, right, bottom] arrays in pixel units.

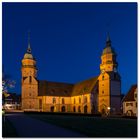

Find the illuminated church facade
[[21, 35, 121, 115]]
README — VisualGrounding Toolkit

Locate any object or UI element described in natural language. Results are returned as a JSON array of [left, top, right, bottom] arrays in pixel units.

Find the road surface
[[5, 112, 86, 137]]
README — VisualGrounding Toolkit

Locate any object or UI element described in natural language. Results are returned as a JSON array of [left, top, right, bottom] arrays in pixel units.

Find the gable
[[123, 85, 137, 102]]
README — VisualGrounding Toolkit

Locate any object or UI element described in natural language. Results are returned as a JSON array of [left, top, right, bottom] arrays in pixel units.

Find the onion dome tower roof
[[102, 33, 116, 55], [24, 43, 33, 59]]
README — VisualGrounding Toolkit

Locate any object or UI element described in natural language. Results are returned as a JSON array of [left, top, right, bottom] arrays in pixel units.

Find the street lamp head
[[107, 107, 110, 110]]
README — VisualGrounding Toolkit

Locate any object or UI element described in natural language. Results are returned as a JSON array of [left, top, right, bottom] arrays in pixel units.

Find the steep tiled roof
[[38, 76, 98, 97], [123, 85, 137, 102], [38, 80, 47, 96], [38, 80, 73, 97], [71, 76, 98, 96]]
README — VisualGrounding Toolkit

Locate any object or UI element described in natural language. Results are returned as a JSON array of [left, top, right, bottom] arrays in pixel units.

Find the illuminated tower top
[[21, 33, 37, 78], [100, 34, 118, 73]]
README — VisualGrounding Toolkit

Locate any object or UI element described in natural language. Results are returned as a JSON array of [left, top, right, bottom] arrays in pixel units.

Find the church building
[[21, 35, 121, 115]]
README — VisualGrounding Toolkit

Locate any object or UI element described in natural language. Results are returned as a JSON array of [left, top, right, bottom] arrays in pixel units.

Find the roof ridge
[[75, 76, 99, 85]]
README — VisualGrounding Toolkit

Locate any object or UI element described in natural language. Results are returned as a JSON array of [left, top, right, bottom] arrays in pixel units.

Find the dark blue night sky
[[2, 2, 137, 95]]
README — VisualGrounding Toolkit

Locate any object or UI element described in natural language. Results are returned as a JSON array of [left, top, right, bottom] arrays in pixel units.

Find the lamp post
[[107, 107, 110, 116]]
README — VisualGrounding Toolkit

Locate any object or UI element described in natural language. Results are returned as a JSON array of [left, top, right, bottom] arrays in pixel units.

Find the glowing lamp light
[[107, 107, 110, 110]]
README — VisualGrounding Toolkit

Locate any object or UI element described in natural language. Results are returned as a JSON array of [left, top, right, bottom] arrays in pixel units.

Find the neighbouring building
[[21, 34, 121, 115], [3, 93, 21, 110], [122, 85, 137, 117]]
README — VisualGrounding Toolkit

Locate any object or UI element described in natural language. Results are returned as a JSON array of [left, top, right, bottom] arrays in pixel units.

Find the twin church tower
[[21, 34, 121, 115]]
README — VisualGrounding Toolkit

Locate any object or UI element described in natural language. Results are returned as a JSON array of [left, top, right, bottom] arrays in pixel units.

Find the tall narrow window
[[74, 98, 76, 104], [79, 97, 81, 104], [39, 99, 42, 109], [52, 97, 56, 104], [102, 76, 104, 80], [62, 98, 65, 104], [73, 106, 76, 112]]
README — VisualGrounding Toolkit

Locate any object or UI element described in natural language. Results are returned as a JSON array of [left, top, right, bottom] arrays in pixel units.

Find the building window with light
[[126, 102, 133, 107], [52, 97, 56, 104]]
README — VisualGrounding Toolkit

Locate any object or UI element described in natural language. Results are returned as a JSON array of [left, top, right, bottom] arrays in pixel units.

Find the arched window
[[62, 98, 65, 104], [102, 75, 104, 80], [52, 97, 56, 104]]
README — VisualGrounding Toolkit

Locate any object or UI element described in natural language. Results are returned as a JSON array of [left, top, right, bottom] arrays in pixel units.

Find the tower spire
[[106, 32, 111, 48], [27, 30, 31, 53], [106, 32, 110, 42]]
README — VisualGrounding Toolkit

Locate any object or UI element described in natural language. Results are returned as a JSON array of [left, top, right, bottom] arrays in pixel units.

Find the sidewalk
[[5, 113, 86, 137]]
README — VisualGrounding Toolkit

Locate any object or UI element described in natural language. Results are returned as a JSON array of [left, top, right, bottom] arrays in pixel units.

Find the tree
[[2, 73, 16, 106]]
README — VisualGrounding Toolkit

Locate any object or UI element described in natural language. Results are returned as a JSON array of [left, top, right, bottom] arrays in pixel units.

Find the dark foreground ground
[[3, 112, 137, 137]]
